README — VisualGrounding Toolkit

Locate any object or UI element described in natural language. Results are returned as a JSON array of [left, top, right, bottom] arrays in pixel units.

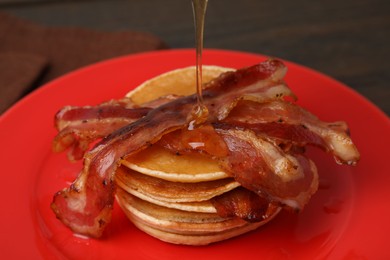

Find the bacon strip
[[159, 127, 318, 210], [221, 100, 360, 165], [55, 98, 137, 130], [53, 119, 138, 161], [158, 100, 359, 203], [51, 59, 291, 237], [52, 96, 178, 161], [157, 99, 360, 209], [55, 96, 182, 131], [216, 128, 318, 210], [211, 187, 280, 222], [53, 107, 150, 161]]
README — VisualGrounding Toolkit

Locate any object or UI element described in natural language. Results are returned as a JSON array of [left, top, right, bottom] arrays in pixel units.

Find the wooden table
[[1, 0, 389, 115]]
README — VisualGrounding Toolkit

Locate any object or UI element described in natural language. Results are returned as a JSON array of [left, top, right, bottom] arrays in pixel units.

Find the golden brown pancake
[[115, 166, 240, 203], [114, 65, 281, 245], [116, 188, 279, 245], [116, 188, 248, 234], [129, 219, 267, 246], [126, 65, 233, 105], [121, 145, 229, 183]]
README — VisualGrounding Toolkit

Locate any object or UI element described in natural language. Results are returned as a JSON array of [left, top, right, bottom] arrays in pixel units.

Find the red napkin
[[0, 12, 167, 114]]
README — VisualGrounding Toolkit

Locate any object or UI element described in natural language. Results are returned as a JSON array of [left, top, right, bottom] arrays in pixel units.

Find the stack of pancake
[[114, 66, 280, 245]]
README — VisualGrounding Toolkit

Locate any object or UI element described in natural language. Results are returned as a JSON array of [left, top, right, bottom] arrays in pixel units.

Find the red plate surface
[[0, 49, 389, 259]]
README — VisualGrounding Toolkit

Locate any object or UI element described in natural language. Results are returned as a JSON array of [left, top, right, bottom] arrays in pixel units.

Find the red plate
[[1, 49, 389, 259]]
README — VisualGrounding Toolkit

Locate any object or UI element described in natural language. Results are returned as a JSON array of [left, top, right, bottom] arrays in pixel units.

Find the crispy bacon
[[51, 59, 292, 237], [211, 187, 280, 222], [221, 100, 360, 165], [55, 98, 137, 130], [52, 96, 178, 161], [54, 110, 150, 161], [53, 120, 137, 161], [159, 126, 319, 209], [157, 100, 358, 208], [51, 59, 360, 238], [216, 128, 318, 209]]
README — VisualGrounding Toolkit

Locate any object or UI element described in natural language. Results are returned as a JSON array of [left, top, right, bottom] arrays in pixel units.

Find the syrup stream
[[190, 0, 209, 127]]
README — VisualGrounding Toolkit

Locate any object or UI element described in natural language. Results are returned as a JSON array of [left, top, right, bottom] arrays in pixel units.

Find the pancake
[[115, 166, 240, 213], [114, 65, 281, 245], [120, 187, 217, 213], [115, 166, 239, 203], [116, 188, 280, 245], [126, 65, 233, 105], [116, 188, 248, 234], [130, 219, 266, 246], [122, 66, 232, 184], [122, 145, 229, 183]]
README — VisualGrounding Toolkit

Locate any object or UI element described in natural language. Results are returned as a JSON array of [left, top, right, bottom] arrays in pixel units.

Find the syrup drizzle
[[190, 0, 209, 128]]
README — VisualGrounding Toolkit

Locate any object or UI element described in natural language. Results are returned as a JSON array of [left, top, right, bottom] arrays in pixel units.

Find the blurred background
[[0, 0, 389, 115]]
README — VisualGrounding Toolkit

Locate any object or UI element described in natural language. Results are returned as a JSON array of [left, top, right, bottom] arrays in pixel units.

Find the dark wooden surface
[[1, 0, 389, 115]]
